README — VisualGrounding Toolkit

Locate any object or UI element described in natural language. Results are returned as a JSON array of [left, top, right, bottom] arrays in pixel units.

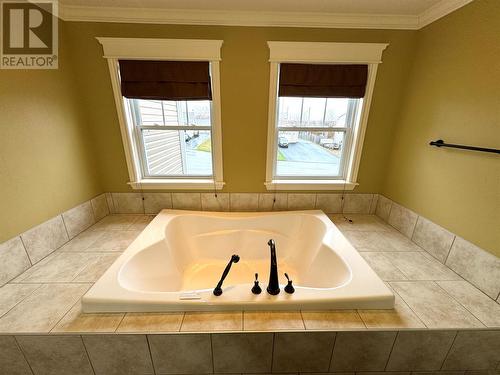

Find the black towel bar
[[429, 139, 500, 154]]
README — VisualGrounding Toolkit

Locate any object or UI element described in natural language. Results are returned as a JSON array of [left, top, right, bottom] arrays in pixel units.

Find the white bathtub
[[82, 210, 394, 312]]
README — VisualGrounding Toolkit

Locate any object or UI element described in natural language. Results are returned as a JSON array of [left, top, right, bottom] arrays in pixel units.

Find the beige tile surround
[[0, 197, 500, 332], [0, 193, 109, 288], [0, 193, 498, 334], [0, 192, 499, 373], [3, 331, 498, 375], [1, 215, 498, 335], [106, 192, 382, 215], [372, 195, 500, 301]]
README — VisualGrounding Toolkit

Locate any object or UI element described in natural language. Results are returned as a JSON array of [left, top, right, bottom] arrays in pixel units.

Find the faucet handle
[[251, 273, 262, 294], [284, 273, 295, 294]]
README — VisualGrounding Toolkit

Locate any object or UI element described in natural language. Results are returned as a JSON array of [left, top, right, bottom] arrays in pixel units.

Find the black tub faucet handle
[[252, 273, 262, 294], [284, 273, 295, 294], [213, 254, 240, 296]]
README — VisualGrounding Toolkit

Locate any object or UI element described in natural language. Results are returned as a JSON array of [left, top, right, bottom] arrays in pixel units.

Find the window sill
[[129, 179, 225, 190], [264, 180, 358, 191]]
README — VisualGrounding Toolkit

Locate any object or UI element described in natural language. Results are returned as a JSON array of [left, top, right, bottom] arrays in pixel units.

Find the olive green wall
[[384, 0, 500, 256], [0, 22, 102, 243], [64, 23, 417, 193], [3, 3, 497, 259]]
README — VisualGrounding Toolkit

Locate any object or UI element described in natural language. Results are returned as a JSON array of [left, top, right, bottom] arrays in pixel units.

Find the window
[[128, 98, 213, 177], [98, 38, 224, 190], [276, 96, 360, 178], [266, 42, 388, 190]]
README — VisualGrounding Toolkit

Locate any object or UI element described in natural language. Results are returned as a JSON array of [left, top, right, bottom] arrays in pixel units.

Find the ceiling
[[58, 0, 475, 29]]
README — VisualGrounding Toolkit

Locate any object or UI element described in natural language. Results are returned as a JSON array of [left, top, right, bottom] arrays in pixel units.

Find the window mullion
[[322, 98, 327, 125], [299, 97, 304, 125], [138, 125, 211, 131], [278, 126, 348, 132], [161, 100, 166, 125]]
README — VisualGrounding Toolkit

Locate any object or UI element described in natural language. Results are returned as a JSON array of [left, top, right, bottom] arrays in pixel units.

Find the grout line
[[298, 309, 306, 330], [88, 199, 97, 226], [178, 311, 186, 332], [410, 215, 421, 242], [113, 312, 127, 333], [440, 330, 458, 370], [327, 330, 338, 371], [111, 193, 118, 215], [49, 299, 81, 333], [433, 282, 487, 327], [270, 332, 276, 372], [376, 252, 413, 281], [384, 330, 398, 370], [409, 215, 418, 240], [49, 284, 94, 333], [299, 310, 305, 330], [139, 191, 146, 215], [81, 335, 97, 375], [145, 334, 157, 374], [443, 235, 456, 265], [387, 281, 428, 328], [355, 309, 367, 329], [386, 200, 393, 222], [0, 283, 43, 320], [79, 335, 97, 375], [107, 193, 115, 214], [13, 336, 35, 375], [18, 235, 34, 267], [209, 333, 215, 374], [60, 214, 71, 242]]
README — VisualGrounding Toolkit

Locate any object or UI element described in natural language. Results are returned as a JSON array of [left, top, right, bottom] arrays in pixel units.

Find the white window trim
[[265, 41, 388, 191], [97, 37, 225, 190]]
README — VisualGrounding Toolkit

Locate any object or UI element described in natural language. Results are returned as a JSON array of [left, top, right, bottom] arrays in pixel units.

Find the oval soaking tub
[[82, 210, 394, 312]]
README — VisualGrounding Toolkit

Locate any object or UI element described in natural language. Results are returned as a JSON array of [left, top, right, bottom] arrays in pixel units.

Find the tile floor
[[0, 214, 498, 334]]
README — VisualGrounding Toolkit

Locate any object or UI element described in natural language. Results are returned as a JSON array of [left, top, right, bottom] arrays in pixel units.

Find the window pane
[[134, 99, 170, 125], [141, 129, 212, 176], [301, 98, 326, 126], [278, 97, 356, 128], [324, 98, 350, 127], [185, 130, 213, 175], [187, 101, 211, 126], [133, 99, 211, 127], [278, 97, 302, 127], [276, 131, 345, 177]]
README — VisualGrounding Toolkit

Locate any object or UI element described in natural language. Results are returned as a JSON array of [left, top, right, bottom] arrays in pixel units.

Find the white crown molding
[[418, 0, 475, 28], [60, 5, 420, 29], [59, 1, 474, 30]]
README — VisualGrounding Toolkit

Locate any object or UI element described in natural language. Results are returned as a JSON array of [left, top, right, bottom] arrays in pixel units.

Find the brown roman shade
[[119, 60, 212, 100], [279, 63, 368, 98]]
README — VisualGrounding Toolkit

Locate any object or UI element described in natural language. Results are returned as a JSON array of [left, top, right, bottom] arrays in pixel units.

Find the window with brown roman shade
[[119, 60, 212, 100], [278, 63, 368, 98]]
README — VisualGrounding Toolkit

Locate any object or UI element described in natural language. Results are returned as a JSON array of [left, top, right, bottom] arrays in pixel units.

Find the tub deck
[[0, 213, 498, 333], [82, 210, 394, 312]]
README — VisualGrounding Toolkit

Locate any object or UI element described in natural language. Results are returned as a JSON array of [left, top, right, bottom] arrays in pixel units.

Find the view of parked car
[[278, 137, 289, 148]]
